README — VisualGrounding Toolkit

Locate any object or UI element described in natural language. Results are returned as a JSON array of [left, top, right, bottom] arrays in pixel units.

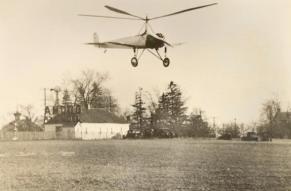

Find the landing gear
[[131, 48, 139, 67], [131, 57, 138, 67], [163, 47, 170, 67], [131, 47, 170, 67], [163, 57, 170, 67], [146, 48, 171, 67]]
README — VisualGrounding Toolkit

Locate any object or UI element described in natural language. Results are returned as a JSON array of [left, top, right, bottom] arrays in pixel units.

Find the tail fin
[[93, 33, 99, 43]]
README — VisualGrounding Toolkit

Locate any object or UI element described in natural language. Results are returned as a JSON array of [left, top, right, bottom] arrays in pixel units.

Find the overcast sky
[[0, 0, 291, 126]]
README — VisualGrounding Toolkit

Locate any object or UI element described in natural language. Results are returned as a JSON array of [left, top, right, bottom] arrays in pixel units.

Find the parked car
[[125, 129, 143, 139], [217, 133, 232, 140], [241, 132, 258, 141], [154, 128, 176, 138]]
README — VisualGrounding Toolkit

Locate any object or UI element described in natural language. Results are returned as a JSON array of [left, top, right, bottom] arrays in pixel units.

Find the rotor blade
[[78, 14, 140, 20], [105, 5, 145, 20], [172, 42, 185, 47], [162, 40, 173, 48], [149, 3, 218, 20]]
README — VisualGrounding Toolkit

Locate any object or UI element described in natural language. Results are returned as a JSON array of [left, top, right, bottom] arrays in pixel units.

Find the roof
[[45, 113, 77, 127], [2, 119, 42, 132], [80, 109, 127, 124], [75, 122, 129, 129], [46, 108, 127, 125]]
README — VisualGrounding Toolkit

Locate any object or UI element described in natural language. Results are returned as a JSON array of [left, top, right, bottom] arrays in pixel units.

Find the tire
[[163, 57, 170, 67], [131, 57, 138, 67]]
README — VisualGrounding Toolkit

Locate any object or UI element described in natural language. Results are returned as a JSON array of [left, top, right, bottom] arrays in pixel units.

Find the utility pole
[[108, 96, 112, 113], [253, 122, 256, 132], [43, 88, 46, 125], [50, 87, 61, 106], [138, 88, 143, 129], [212, 116, 218, 137], [212, 116, 216, 129]]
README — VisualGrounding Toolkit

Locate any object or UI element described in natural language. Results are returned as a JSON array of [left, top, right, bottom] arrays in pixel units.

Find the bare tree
[[71, 70, 109, 110], [20, 104, 37, 122], [101, 88, 119, 113], [260, 98, 281, 139], [19, 104, 43, 129], [261, 99, 280, 123]]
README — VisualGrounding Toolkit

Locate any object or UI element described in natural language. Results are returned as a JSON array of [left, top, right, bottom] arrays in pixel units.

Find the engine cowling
[[156, 33, 165, 39]]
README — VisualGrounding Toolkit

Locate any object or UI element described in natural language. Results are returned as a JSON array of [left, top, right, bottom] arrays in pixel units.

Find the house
[[45, 108, 128, 139], [274, 112, 291, 124], [0, 112, 42, 140], [75, 109, 129, 140], [257, 111, 291, 140], [44, 112, 77, 139], [273, 111, 291, 138], [75, 122, 129, 140], [1, 112, 41, 132]]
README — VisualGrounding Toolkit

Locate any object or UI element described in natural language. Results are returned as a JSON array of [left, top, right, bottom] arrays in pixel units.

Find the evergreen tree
[[186, 113, 215, 137], [131, 88, 147, 129], [167, 81, 187, 127], [156, 81, 187, 129], [218, 123, 241, 138], [155, 93, 170, 128], [62, 89, 72, 106]]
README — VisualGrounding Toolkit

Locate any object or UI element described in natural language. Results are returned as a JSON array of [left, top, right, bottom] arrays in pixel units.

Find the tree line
[[128, 81, 215, 138], [47, 70, 119, 114], [4, 68, 291, 140]]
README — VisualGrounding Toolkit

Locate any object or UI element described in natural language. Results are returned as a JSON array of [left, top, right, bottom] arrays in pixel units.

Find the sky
[[0, 0, 291, 126]]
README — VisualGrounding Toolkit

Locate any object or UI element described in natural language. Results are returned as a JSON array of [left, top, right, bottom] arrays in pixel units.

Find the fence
[[0, 131, 75, 141]]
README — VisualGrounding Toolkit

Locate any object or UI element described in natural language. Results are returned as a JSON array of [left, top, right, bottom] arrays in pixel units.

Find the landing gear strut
[[131, 47, 170, 67], [163, 47, 170, 67], [131, 48, 138, 67]]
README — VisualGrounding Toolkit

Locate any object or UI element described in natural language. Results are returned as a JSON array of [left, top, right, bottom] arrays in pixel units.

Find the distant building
[[274, 111, 291, 124], [1, 112, 42, 132], [75, 109, 129, 140], [75, 123, 129, 140], [257, 111, 291, 140], [273, 111, 291, 139], [44, 104, 81, 139], [44, 108, 128, 139]]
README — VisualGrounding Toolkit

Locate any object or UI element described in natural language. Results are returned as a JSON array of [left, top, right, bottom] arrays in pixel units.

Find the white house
[[75, 122, 129, 140], [44, 108, 129, 140], [74, 108, 129, 140]]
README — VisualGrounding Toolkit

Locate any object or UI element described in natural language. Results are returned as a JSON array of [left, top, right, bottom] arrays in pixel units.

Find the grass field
[[1, 139, 291, 191]]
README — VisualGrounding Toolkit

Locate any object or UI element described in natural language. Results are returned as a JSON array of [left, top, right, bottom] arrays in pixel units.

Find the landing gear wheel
[[131, 57, 138, 67], [163, 57, 170, 67]]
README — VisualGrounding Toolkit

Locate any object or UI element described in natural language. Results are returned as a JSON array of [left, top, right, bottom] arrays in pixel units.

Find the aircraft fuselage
[[96, 33, 165, 49]]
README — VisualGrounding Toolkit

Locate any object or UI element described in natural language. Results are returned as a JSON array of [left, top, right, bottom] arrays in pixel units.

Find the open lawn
[[0, 139, 291, 191]]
